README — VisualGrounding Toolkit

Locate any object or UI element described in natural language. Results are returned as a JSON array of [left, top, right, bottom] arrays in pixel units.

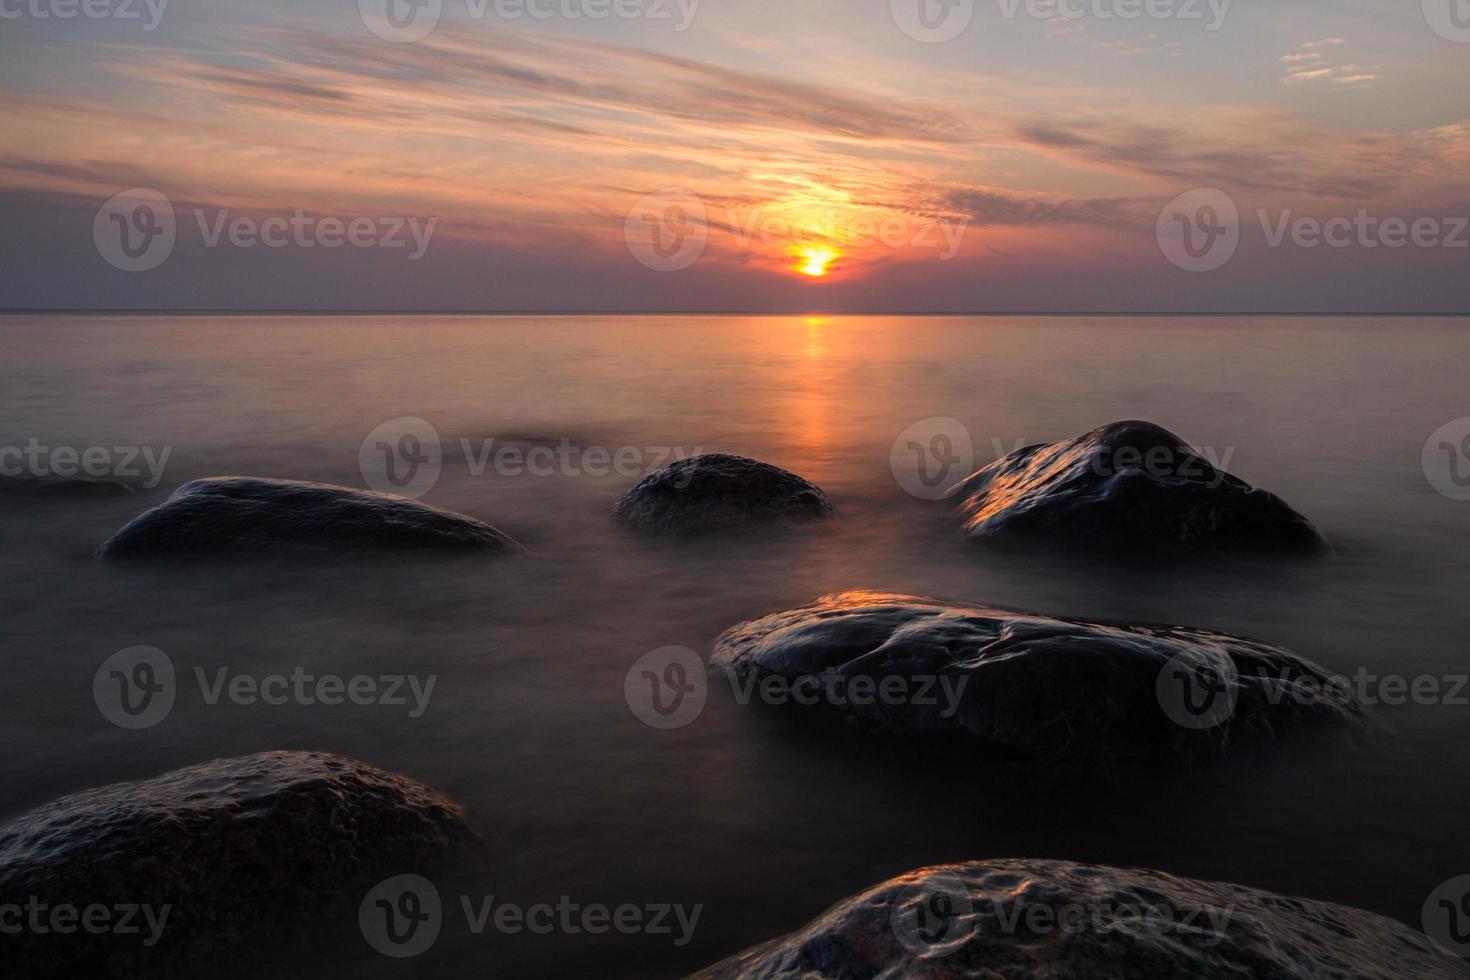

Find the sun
[[797, 246, 838, 277]]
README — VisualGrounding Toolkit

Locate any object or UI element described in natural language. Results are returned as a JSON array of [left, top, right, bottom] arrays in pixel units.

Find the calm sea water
[[2, 314, 1468, 978]]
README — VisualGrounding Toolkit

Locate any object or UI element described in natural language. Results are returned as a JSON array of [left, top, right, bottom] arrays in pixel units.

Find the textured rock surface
[[690, 859, 1468, 979], [97, 477, 522, 559], [947, 420, 1326, 554], [0, 751, 481, 976], [712, 591, 1357, 767], [612, 453, 835, 534]]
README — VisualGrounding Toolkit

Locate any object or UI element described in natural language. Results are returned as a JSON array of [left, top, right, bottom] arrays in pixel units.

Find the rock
[[0, 751, 481, 977], [711, 591, 1358, 768], [612, 454, 835, 535], [689, 858, 1468, 980], [96, 476, 522, 559], [946, 420, 1326, 554]]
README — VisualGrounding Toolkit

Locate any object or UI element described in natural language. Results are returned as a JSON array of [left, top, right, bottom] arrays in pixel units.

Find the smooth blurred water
[[2, 313, 1468, 978]]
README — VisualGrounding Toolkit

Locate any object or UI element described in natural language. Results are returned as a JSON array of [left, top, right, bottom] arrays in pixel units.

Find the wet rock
[[711, 591, 1357, 768], [947, 420, 1326, 554], [690, 858, 1468, 980], [0, 751, 481, 977], [612, 453, 835, 535], [96, 477, 522, 559]]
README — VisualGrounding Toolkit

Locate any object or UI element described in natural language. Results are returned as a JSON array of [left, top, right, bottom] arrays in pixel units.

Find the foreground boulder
[[711, 591, 1357, 768], [690, 859, 1467, 979], [612, 454, 835, 534], [0, 751, 480, 976], [97, 476, 522, 559], [947, 420, 1326, 554]]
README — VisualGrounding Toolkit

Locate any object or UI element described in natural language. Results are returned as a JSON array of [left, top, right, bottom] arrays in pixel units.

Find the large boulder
[[690, 859, 1468, 979], [96, 477, 522, 559], [612, 453, 835, 535], [947, 420, 1326, 554], [0, 751, 481, 976], [711, 591, 1358, 768]]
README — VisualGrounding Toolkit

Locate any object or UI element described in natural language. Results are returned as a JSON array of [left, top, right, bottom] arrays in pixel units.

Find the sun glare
[[798, 246, 837, 277]]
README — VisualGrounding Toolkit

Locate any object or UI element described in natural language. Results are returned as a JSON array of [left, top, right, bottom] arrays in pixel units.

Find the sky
[[1, 0, 1467, 312]]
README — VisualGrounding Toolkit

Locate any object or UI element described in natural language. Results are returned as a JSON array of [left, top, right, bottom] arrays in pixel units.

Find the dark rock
[[96, 477, 522, 559], [711, 591, 1358, 768], [0, 751, 481, 977], [947, 420, 1326, 554], [612, 454, 835, 535], [690, 859, 1468, 980]]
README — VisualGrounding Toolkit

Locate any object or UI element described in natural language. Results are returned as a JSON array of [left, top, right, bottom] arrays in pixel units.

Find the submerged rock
[[690, 859, 1467, 980], [0, 751, 480, 977], [947, 420, 1326, 554], [96, 476, 522, 559], [612, 453, 835, 534], [711, 591, 1357, 768]]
